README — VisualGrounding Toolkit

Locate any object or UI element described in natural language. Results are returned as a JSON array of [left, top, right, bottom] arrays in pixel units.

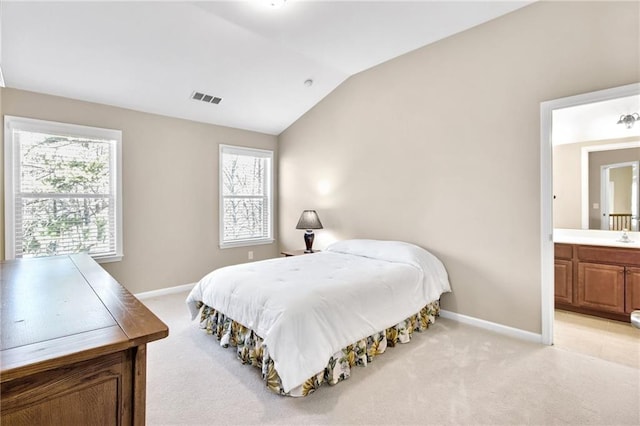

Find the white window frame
[[4, 116, 123, 263], [219, 144, 274, 249]]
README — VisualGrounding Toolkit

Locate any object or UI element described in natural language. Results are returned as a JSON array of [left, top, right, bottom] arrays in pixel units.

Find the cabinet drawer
[[577, 245, 640, 266], [554, 244, 573, 260], [577, 262, 625, 314]]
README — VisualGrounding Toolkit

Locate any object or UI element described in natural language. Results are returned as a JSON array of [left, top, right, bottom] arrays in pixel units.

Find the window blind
[[5, 116, 122, 261], [220, 145, 273, 247]]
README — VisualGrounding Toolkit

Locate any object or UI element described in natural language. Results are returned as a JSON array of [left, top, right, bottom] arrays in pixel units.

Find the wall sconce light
[[295, 210, 323, 253], [617, 113, 640, 129]]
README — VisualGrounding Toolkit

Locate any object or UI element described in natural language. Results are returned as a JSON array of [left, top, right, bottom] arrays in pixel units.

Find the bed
[[186, 239, 451, 396]]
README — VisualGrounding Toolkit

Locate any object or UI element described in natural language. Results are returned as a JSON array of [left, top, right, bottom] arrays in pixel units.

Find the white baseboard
[[135, 283, 196, 300], [134, 286, 542, 344], [440, 309, 543, 344]]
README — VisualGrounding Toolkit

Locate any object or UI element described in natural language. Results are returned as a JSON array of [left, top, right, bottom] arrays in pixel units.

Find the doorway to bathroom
[[540, 83, 640, 367]]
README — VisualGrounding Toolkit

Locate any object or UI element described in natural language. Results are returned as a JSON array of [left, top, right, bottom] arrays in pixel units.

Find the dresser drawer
[[577, 245, 640, 266]]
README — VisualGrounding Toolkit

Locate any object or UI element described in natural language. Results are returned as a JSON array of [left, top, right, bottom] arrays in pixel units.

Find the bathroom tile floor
[[554, 309, 639, 369]]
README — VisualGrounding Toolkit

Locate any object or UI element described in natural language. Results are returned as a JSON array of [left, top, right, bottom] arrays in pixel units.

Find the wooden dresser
[[1, 254, 169, 425], [555, 243, 640, 322]]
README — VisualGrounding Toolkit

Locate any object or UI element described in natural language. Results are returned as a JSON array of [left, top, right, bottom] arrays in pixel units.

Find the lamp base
[[303, 230, 315, 253]]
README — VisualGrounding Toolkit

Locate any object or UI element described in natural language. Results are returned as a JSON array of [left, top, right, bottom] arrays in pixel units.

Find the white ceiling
[[552, 95, 640, 145], [1, 1, 531, 135]]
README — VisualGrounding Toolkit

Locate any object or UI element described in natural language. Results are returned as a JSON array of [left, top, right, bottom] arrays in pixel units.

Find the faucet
[[621, 229, 630, 241], [619, 229, 632, 243]]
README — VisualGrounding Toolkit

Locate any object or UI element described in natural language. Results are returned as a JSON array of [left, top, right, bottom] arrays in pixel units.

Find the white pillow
[[327, 239, 451, 300], [327, 239, 420, 262]]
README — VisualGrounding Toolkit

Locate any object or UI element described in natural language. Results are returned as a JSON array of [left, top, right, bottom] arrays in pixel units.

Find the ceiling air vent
[[191, 91, 222, 105]]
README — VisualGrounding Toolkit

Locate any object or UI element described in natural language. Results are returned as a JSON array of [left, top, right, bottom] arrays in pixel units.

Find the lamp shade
[[295, 210, 323, 230]]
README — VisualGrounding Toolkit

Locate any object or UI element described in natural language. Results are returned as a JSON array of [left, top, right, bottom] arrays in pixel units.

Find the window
[[4, 116, 122, 262], [219, 144, 273, 248]]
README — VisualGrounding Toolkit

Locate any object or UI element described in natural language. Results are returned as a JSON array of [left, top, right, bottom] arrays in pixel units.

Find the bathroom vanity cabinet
[[555, 243, 640, 322]]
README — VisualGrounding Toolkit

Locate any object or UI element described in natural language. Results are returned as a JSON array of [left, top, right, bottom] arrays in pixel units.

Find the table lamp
[[295, 210, 323, 253]]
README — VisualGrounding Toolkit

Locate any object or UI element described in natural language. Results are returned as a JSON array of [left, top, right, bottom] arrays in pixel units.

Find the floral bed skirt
[[196, 300, 441, 397]]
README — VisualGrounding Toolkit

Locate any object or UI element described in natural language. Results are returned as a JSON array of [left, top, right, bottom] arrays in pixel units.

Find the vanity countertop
[[554, 228, 640, 249]]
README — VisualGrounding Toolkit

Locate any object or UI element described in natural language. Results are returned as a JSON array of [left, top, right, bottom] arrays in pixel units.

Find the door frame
[[539, 82, 640, 345]]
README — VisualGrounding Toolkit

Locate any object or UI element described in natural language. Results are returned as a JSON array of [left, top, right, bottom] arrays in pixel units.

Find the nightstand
[[281, 249, 321, 257]]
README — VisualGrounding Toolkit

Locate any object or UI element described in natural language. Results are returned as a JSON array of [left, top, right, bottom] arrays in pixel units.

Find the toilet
[[632, 311, 640, 329]]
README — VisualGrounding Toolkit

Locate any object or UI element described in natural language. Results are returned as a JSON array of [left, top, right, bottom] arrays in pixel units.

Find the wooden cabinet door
[[577, 262, 625, 314], [625, 266, 640, 313], [1, 351, 132, 426], [554, 259, 573, 305]]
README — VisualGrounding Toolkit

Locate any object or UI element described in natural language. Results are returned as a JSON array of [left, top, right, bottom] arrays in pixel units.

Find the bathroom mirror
[[552, 94, 640, 231], [594, 159, 638, 231]]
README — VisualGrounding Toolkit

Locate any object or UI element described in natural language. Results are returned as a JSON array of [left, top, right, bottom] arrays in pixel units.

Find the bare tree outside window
[[5, 116, 122, 261], [220, 145, 273, 247], [17, 132, 115, 257]]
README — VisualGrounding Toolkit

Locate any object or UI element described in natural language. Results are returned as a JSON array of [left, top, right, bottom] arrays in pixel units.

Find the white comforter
[[186, 239, 451, 393]]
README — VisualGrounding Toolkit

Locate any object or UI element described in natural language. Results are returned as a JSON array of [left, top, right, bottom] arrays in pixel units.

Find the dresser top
[[0, 254, 168, 382], [1, 256, 117, 350]]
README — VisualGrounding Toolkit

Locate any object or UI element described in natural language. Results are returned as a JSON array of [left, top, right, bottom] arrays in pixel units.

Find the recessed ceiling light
[[304, 79, 313, 87]]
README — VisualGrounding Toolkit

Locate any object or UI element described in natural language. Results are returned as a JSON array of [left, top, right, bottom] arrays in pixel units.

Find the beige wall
[[278, 1, 640, 333], [610, 167, 632, 213], [0, 87, 4, 260], [1, 88, 279, 293], [0, 87, 3, 261], [553, 142, 585, 229], [553, 138, 639, 229]]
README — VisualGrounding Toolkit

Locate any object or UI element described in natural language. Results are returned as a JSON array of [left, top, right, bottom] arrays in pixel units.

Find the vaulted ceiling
[[1, 1, 531, 135]]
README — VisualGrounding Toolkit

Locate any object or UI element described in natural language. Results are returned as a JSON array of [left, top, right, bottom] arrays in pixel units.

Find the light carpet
[[143, 291, 640, 425]]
